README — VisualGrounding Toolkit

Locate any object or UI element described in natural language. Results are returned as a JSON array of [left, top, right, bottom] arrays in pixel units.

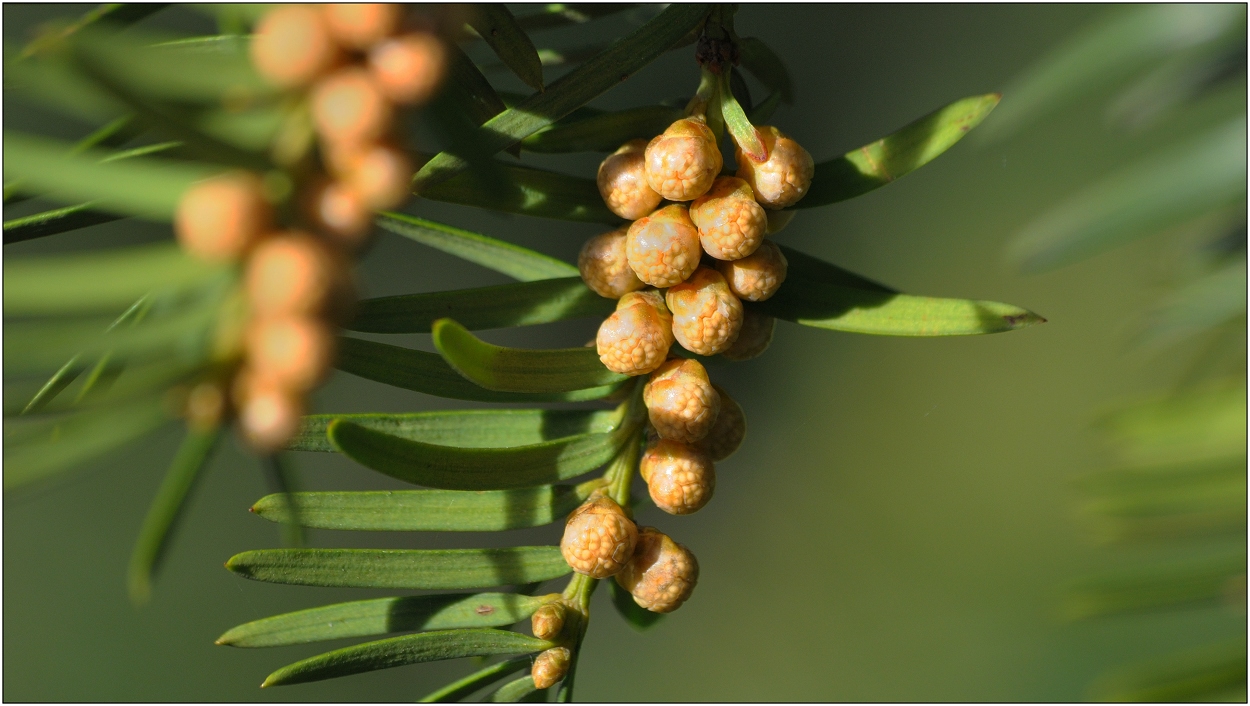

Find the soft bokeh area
[[4, 4, 1242, 701]]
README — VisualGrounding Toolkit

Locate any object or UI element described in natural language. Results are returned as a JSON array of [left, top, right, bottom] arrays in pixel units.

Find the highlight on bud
[[626, 204, 702, 288], [245, 233, 349, 319], [643, 358, 720, 443], [250, 4, 341, 89], [639, 438, 715, 515], [698, 384, 746, 462], [665, 266, 744, 356], [245, 316, 336, 392], [597, 139, 663, 220], [615, 526, 699, 613], [322, 3, 402, 49], [715, 239, 788, 302], [304, 179, 372, 249], [311, 67, 394, 146], [735, 126, 815, 210], [343, 142, 415, 210], [559, 495, 638, 578], [644, 117, 723, 201], [236, 374, 306, 452], [689, 176, 767, 261], [532, 647, 572, 690], [175, 172, 273, 263], [368, 32, 448, 104], [579, 227, 645, 299], [720, 307, 775, 362], [596, 290, 675, 376]]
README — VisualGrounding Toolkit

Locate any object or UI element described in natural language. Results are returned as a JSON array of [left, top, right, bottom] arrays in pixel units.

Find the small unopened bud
[[311, 68, 393, 146], [175, 172, 272, 263], [697, 385, 745, 461], [578, 227, 644, 299], [643, 358, 719, 443], [368, 32, 447, 104], [665, 266, 743, 356], [531, 601, 567, 641], [185, 380, 228, 431], [715, 239, 787, 302], [720, 307, 775, 361], [689, 176, 767, 261], [246, 316, 336, 392], [595, 290, 674, 376], [559, 495, 637, 578], [644, 117, 723, 201], [735, 126, 814, 210], [250, 5, 341, 89], [640, 439, 715, 515], [246, 233, 351, 319], [304, 179, 372, 250], [532, 647, 571, 690], [597, 139, 663, 220], [236, 374, 305, 452], [615, 526, 698, 613], [323, 4, 402, 49], [626, 204, 701, 288]]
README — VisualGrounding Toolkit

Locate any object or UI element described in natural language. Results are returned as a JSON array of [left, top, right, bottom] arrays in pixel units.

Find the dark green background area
[[3, 4, 1238, 701]]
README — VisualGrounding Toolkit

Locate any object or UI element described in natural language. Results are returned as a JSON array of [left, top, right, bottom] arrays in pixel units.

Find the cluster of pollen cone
[[541, 108, 814, 687], [173, 4, 447, 452]]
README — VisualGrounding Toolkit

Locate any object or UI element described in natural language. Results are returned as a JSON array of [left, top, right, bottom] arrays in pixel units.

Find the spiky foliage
[[4, 4, 1044, 701]]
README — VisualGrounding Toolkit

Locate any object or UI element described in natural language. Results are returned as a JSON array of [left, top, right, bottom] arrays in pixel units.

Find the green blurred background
[[3, 4, 1241, 701]]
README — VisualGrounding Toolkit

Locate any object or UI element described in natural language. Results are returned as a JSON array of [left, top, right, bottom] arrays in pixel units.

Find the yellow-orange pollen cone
[[615, 526, 699, 613], [175, 172, 272, 263], [250, 5, 340, 89], [735, 125, 815, 210], [625, 204, 702, 288], [640, 438, 716, 515], [245, 317, 336, 392], [368, 32, 447, 104], [311, 68, 394, 146], [246, 233, 347, 319], [532, 647, 571, 690], [643, 358, 720, 444], [597, 139, 663, 220], [715, 239, 788, 302], [579, 227, 644, 299], [236, 375, 305, 452], [644, 117, 722, 201], [595, 290, 674, 376], [689, 176, 767, 261], [559, 495, 637, 578], [665, 266, 743, 356], [322, 4, 402, 49], [697, 384, 746, 462]]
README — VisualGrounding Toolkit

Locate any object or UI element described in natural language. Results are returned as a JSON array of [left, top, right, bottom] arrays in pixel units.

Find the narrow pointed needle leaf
[[225, 547, 572, 590], [468, 5, 544, 92], [260, 629, 554, 688], [433, 318, 628, 393], [128, 424, 221, 605], [736, 37, 794, 104], [375, 213, 578, 282], [327, 419, 625, 490], [520, 105, 682, 153], [419, 161, 620, 225], [489, 675, 540, 702], [335, 337, 626, 403], [794, 93, 1001, 209], [218, 593, 552, 648], [413, 4, 712, 191], [419, 655, 532, 703], [3, 204, 123, 244], [348, 278, 613, 334], [20, 355, 85, 415], [260, 453, 303, 548]]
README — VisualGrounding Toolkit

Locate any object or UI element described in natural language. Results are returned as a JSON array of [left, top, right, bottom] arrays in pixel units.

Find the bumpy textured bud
[[595, 290, 674, 376], [368, 32, 447, 104], [665, 266, 743, 355], [720, 307, 775, 361], [640, 439, 715, 515], [175, 172, 272, 263], [625, 204, 702, 288], [615, 526, 699, 613], [530, 601, 567, 641], [643, 358, 719, 443], [250, 5, 340, 89], [597, 139, 663, 220], [578, 227, 644, 299], [559, 495, 637, 578], [697, 385, 745, 461], [246, 233, 350, 319], [323, 4, 402, 49], [532, 647, 571, 690], [715, 239, 788, 302], [246, 316, 336, 392], [645, 118, 723, 201], [736, 125, 815, 210], [311, 68, 393, 146], [689, 176, 767, 261]]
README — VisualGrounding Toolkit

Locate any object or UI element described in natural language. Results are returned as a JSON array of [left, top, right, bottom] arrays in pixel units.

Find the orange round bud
[[368, 32, 447, 104], [311, 68, 393, 146], [597, 139, 662, 220], [322, 4, 402, 49], [689, 176, 767, 260], [345, 143, 413, 210], [250, 5, 340, 89], [625, 204, 701, 288], [720, 307, 775, 362], [595, 290, 674, 376], [665, 266, 743, 356], [532, 647, 571, 690], [578, 227, 644, 299], [303, 179, 373, 251], [559, 495, 637, 578], [175, 172, 272, 263], [237, 374, 305, 452], [530, 601, 567, 641], [735, 126, 814, 210], [715, 239, 787, 302], [697, 384, 745, 461], [640, 438, 715, 515], [615, 526, 698, 613], [644, 117, 722, 201], [245, 233, 349, 319], [643, 358, 719, 443], [246, 316, 336, 392]]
